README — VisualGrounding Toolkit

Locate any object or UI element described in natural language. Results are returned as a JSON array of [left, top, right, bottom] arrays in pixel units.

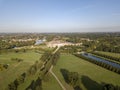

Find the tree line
[[40, 51, 60, 75], [74, 54, 120, 74], [91, 52, 120, 63], [5, 49, 60, 90]]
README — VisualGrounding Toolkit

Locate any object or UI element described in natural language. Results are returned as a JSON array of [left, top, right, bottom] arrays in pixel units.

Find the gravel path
[[49, 65, 66, 90]]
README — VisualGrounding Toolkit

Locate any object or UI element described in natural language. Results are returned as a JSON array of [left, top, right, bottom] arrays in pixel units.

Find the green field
[[0, 50, 41, 90], [42, 73, 62, 90], [1, 50, 120, 90], [18, 70, 62, 90], [53, 54, 120, 90], [96, 51, 120, 58], [0, 48, 61, 90]]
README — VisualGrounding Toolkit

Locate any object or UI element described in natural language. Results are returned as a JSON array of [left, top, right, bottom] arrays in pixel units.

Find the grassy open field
[[53, 54, 120, 90], [18, 72, 62, 90], [0, 50, 41, 90], [96, 51, 120, 58], [42, 73, 62, 90], [18, 71, 40, 90]]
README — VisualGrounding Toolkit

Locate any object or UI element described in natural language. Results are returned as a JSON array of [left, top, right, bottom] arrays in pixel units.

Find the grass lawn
[[0, 50, 41, 90], [53, 54, 120, 90], [18, 71, 41, 90], [42, 73, 62, 90]]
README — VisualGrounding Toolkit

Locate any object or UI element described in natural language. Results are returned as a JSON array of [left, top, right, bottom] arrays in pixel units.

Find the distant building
[[47, 40, 82, 48]]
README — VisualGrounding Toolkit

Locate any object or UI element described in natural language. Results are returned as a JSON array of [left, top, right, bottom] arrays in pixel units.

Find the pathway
[[49, 65, 66, 90]]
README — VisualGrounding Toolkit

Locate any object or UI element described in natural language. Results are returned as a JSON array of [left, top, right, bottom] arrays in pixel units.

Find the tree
[[6, 82, 17, 90], [68, 72, 79, 87]]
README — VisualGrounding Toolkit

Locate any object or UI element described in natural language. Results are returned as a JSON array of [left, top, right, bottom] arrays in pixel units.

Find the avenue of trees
[[74, 54, 120, 74], [91, 52, 120, 62], [5, 49, 60, 90], [39, 50, 60, 73]]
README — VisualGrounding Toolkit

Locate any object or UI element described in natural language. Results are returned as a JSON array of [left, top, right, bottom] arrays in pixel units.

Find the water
[[81, 53, 120, 69]]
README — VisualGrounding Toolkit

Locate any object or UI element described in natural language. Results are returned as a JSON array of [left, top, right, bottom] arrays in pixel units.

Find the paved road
[[49, 65, 66, 90]]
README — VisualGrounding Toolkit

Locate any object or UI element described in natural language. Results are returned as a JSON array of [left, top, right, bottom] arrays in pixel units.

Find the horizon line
[[0, 31, 120, 34]]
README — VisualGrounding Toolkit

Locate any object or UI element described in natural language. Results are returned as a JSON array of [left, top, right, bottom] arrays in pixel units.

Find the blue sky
[[0, 0, 120, 32]]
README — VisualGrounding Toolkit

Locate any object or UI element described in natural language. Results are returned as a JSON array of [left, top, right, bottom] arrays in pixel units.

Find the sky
[[0, 0, 120, 32]]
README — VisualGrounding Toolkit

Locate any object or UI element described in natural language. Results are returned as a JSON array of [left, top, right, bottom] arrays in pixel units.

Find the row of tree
[[91, 52, 120, 62], [74, 54, 120, 74], [27, 61, 41, 75], [23, 50, 60, 90], [25, 50, 60, 90], [40, 51, 60, 75]]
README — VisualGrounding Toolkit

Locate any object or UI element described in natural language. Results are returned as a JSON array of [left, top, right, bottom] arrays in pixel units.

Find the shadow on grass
[[74, 86, 82, 90], [81, 75, 102, 90], [60, 69, 69, 83], [60, 69, 120, 90], [60, 68, 81, 90]]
